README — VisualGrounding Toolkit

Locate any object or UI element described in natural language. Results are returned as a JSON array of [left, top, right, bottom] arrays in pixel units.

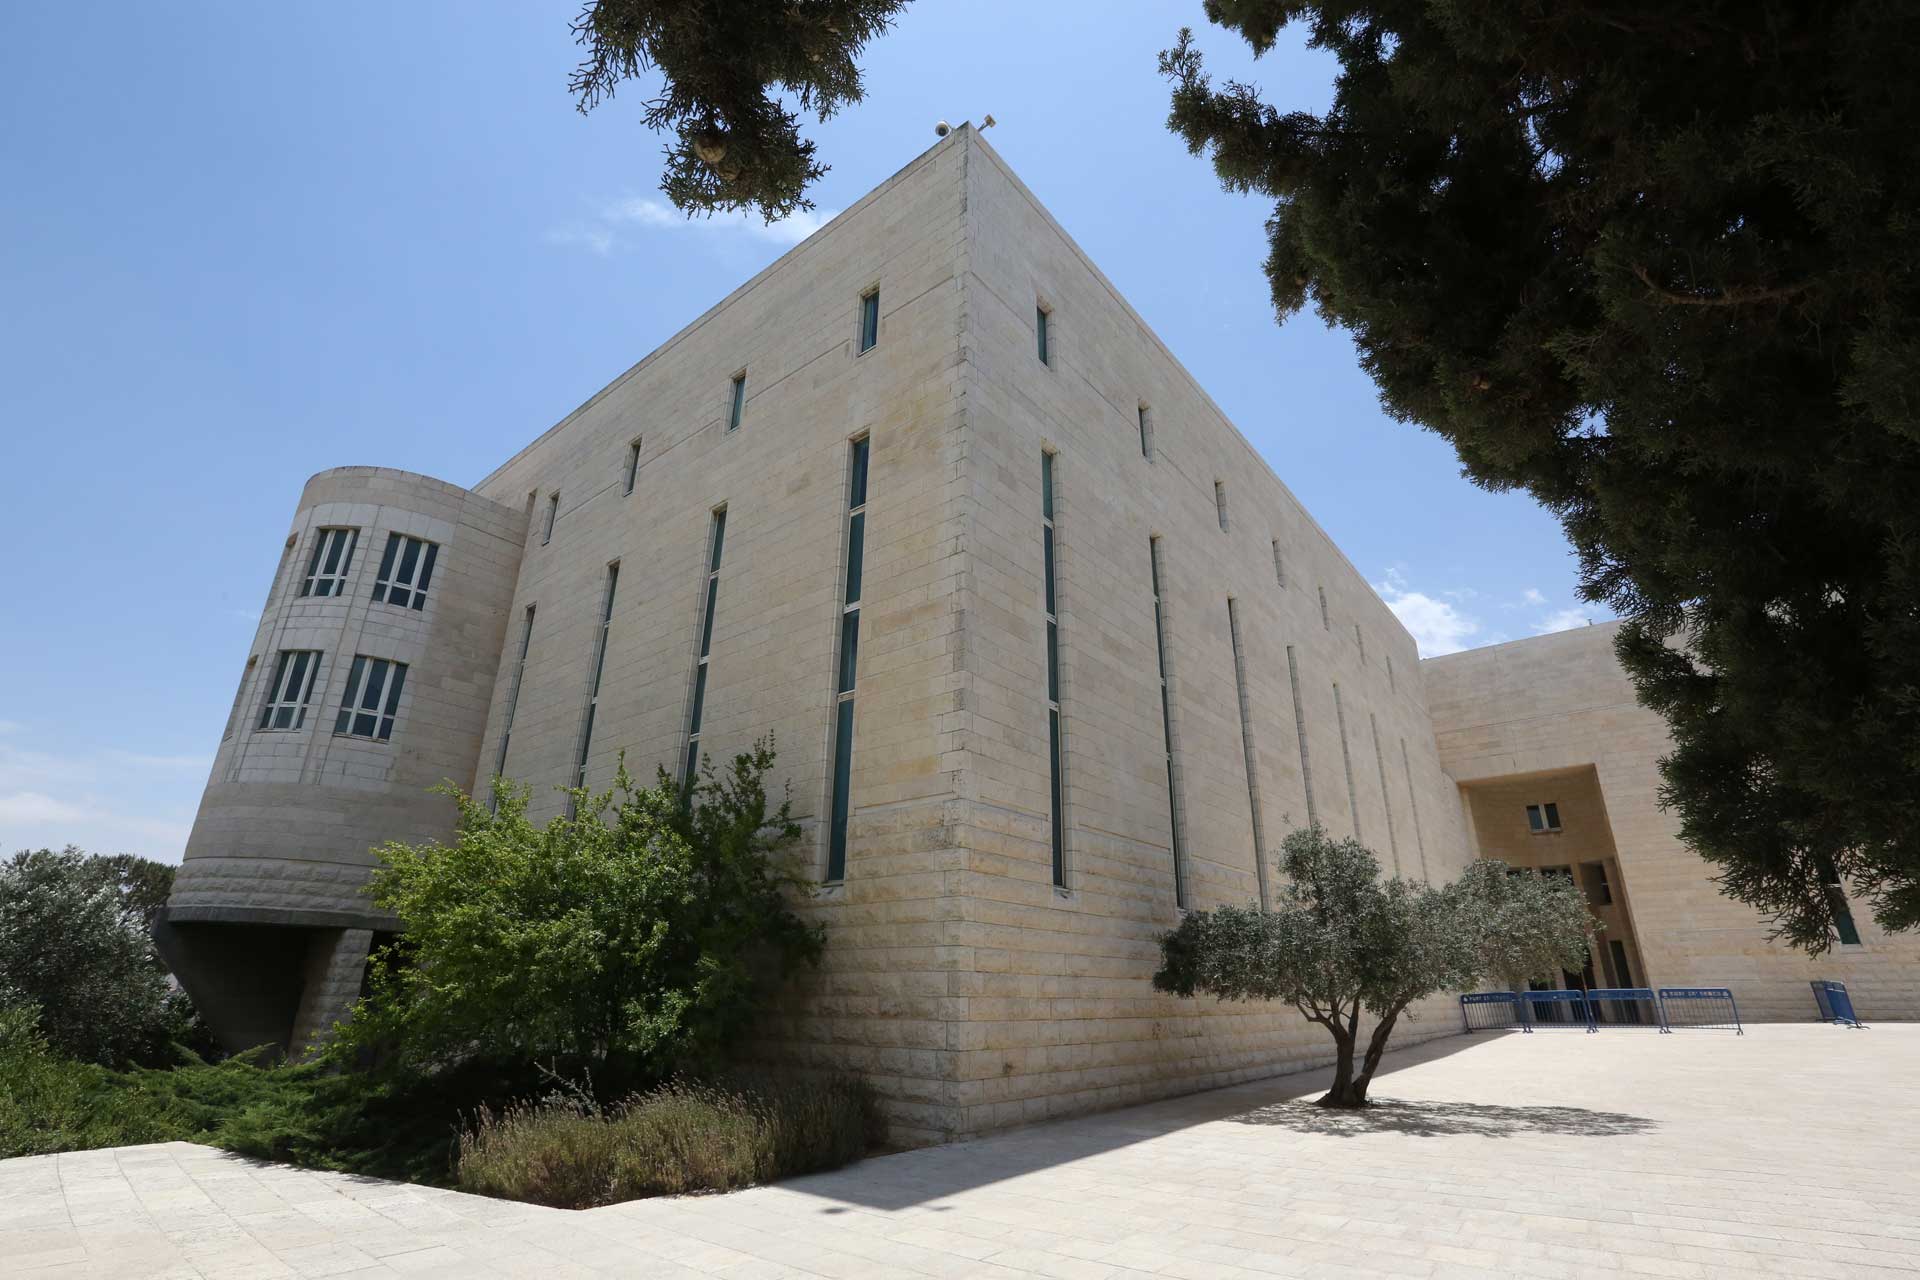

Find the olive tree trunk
[[1316, 1003, 1407, 1108]]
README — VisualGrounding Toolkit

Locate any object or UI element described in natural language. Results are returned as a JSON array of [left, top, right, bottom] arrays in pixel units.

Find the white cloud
[[1534, 605, 1601, 635], [1521, 587, 1546, 606], [550, 197, 838, 256], [1374, 569, 1484, 657], [0, 742, 200, 862]]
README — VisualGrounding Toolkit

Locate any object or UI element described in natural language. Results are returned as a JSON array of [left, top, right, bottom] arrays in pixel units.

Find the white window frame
[[371, 533, 439, 611], [258, 649, 322, 731], [300, 527, 358, 598], [333, 655, 408, 742], [1527, 801, 1563, 833]]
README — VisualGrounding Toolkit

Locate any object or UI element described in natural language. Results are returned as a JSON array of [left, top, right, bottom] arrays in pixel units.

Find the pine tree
[[569, 0, 909, 222], [1160, 1, 1920, 950]]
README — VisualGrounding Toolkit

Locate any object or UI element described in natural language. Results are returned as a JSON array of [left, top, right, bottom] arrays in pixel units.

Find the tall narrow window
[[1369, 712, 1400, 874], [1287, 645, 1317, 827], [1272, 540, 1286, 589], [1227, 598, 1270, 910], [1036, 305, 1051, 366], [258, 650, 321, 730], [727, 373, 746, 432], [1400, 738, 1429, 880], [1138, 404, 1153, 460], [1149, 539, 1187, 908], [1387, 653, 1396, 693], [300, 528, 358, 598], [1214, 481, 1229, 532], [543, 493, 559, 546], [333, 656, 407, 742], [1354, 624, 1366, 664], [825, 439, 869, 881], [624, 438, 642, 495], [1042, 452, 1066, 887], [1318, 584, 1330, 629], [573, 564, 619, 795], [1818, 854, 1863, 945], [1333, 682, 1362, 840], [858, 290, 879, 353], [372, 534, 439, 611], [490, 605, 535, 808], [682, 508, 727, 790]]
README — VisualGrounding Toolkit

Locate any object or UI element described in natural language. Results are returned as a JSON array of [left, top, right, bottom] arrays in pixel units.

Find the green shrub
[[0, 1004, 189, 1156], [333, 740, 823, 1085], [456, 1075, 881, 1208], [0, 847, 184, 1066]]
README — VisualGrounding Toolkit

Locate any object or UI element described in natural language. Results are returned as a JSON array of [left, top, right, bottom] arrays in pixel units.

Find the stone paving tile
[[6, 1026, 1920, 1277]]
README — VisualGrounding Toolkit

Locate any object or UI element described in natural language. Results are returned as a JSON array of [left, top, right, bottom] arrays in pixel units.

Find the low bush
[[456, 1074, 882, 1208], [0, 1004, 189, 1156]]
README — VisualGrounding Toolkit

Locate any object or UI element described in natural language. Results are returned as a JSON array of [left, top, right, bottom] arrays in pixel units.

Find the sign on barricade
[[1658, 987, 1743, 1033]]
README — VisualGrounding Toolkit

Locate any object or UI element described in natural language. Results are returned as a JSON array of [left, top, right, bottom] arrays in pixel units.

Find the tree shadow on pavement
[[1226, 1096, 1657, 1138]]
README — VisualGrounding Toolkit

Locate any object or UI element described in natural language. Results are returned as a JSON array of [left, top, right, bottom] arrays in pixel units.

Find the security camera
[[934, 120, 951, 138]]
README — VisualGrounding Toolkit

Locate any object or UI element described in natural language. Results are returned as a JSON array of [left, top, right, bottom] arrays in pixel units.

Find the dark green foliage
[[1162, 3, 1920, 949], [456, 1074, 882, 1208], [1156, 830, 1592, 1106], [570, 0, 909, 221], [0, 847, 181, 1065], [334, 741, 823, 1085], [1156, 828, 1477, 1107]]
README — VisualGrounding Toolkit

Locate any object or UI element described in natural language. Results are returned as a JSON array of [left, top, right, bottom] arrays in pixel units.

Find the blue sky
[[0, 3, 1603, 863]]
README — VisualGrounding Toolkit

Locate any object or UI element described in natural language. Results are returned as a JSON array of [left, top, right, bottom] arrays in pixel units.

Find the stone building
[[160, 127, 1919, 1143]]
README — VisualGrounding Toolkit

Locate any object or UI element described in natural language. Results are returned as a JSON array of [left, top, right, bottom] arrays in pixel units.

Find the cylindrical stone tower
[[159, 466, 525, 1054]]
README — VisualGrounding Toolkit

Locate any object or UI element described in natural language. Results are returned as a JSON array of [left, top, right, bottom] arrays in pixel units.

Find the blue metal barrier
[[1522, 988, 1596, 1031], [1811, 980, 1867, 1028], [1658, 987, 1743, 1033], [1460, 992, 1528, 1033], [1583, 987, 1665, 1031]]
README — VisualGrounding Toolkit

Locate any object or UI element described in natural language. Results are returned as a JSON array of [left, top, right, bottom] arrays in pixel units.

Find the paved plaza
[[5, 1024, 1916, 1279]]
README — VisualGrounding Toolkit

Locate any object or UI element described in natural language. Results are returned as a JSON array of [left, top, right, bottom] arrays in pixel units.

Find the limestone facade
[[164, 126, 1917, 1134], [1425, 622, 1920, 1023]]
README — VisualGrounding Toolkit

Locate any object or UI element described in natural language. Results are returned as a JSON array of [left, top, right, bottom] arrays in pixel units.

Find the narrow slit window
[[333, 655, 408, 742], [681, 508, 727, 790], [258, 650, 322, 731], [1214, 482, 1229, 532], [1354, 624, 1366, 664], [1036, 305, 1051, 366], [1149, 538, 1186, 908], [858, 290, 879, 354], [727, 373, 746, 432], [623, 438, 642, 495], [371, 534, 439, 611], [1387, 653, 1396, 693], [572, 564, 619, 797], [490, 605, 535, 809], [300, 527, 358, 598], [1272, 540, 1286, 589], [1333, 681, 1362, 841], [543, 493, 559, 546], [1287, 645, 1317, 828], [1138, 404, 1153, 460], [1227, 598, 1270, 909], [1318, 584, 1330, 630], [825, 437, 869, 881], [1042, 451, 1065, 887]]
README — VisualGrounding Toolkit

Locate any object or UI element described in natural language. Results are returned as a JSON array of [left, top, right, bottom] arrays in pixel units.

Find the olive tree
[[1455, 860, 1604, 996], [1155, 828, 1593, 1107]]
